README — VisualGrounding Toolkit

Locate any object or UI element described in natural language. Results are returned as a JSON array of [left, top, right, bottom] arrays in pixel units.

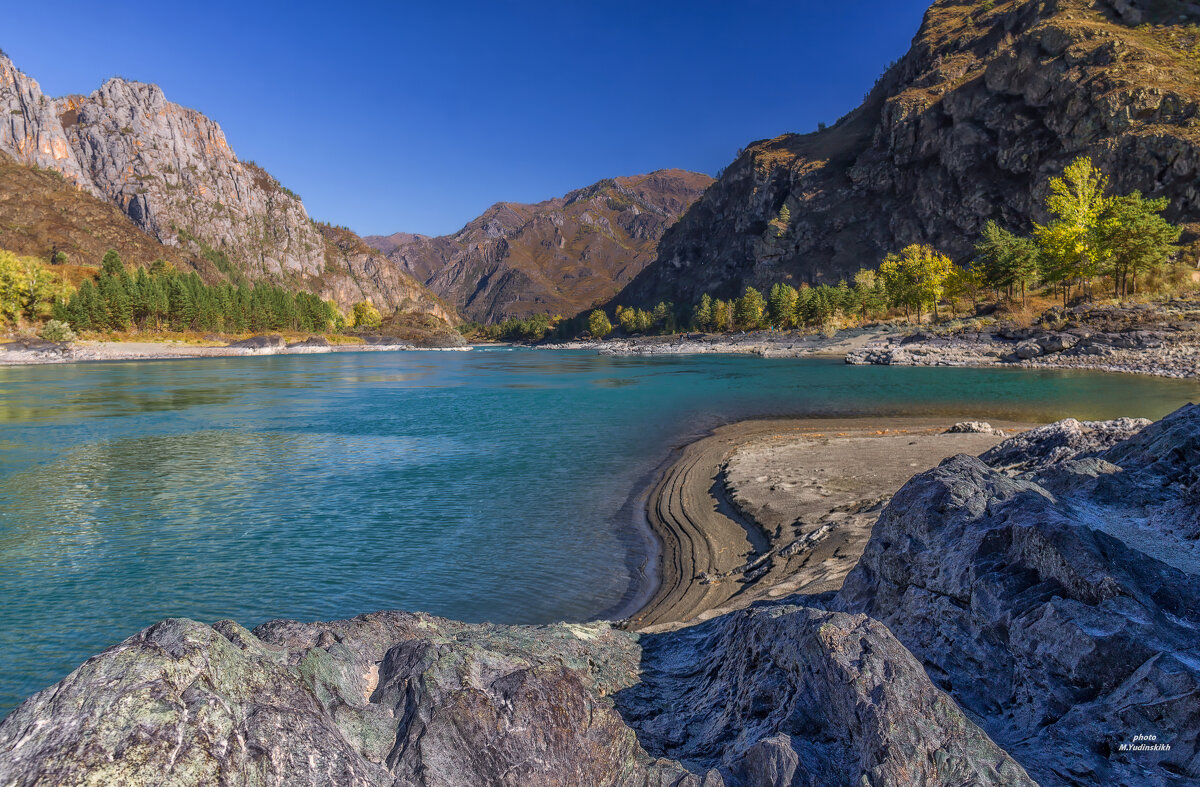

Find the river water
[[0, 348, 1195, 714]]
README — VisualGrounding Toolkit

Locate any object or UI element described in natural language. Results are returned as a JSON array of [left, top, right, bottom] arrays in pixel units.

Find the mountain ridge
[[0, 52, 456, 327], [365, 169, 713, 323]]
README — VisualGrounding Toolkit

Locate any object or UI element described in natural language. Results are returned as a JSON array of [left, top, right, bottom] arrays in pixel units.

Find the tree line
[[55, 251, 342, 334], [578, 156, 1183, 338]]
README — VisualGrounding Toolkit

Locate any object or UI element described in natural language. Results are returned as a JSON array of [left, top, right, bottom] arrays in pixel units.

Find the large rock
[[0, 614, 691, 787], [0, 610, 1027, 785], [835, 405, 1200, 785], [615, 605, 1033, 786]]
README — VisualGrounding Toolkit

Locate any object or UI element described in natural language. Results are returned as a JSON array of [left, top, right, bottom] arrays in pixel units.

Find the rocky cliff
[[0, 52, 454, 325], [3, 404, 1198, 785], [617, 0, 1200, 307], [365, 170, 712, 324]]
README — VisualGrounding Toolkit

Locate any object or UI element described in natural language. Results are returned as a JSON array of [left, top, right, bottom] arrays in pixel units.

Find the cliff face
[[618, 0, 1200, 307], [0, 53, 454, 323], [366, 170, 712, 323]]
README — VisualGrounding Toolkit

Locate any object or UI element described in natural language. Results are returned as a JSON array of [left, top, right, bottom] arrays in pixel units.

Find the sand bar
[[630, 416, 1030, 632]]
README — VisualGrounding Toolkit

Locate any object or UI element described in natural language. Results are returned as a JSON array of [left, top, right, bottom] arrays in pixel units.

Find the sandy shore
[[629, 417, 1029, 632], [0, 339, 472, 366]]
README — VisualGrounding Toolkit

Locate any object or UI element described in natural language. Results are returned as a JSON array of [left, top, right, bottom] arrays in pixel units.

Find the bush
[[39, 319, 76, 342]]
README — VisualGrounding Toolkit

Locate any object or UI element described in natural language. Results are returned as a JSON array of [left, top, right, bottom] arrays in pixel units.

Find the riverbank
[[541, 299, 1200, 378], [0, 336, 472, 365], [629, 417, 1028, 631]]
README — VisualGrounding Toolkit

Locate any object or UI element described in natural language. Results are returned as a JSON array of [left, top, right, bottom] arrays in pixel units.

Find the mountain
[[615, 0, 1200, 308], [0, 52, 456, 328], [365, 170, 713, 323]]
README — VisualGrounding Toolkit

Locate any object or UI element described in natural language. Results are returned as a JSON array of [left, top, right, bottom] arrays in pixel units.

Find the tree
[[734, 287, 765, 329], [768, 283, 798, 327], [852, 269, 886, 322], [651, 301, 675, 333], [617, 305, 640, 334], [351, 301, 382, 329], [713, 299, 733, 331], [772, 204, 792, 238], [944, 264, 984, 316], [1097, 191, 1181, 297], [1033, 156, 1109, 304], [587, 309, 612, 338], [0, 251, 22, 324], [101, 249, 125, 278], [974, 221, 1040, 307], [19, 257, 59, 320], [692, 294, 714, 331], [879, 244, 954, 322]]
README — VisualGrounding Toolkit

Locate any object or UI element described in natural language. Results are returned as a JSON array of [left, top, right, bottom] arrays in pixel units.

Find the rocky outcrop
[[616, 605, 1033, 786], [617, 0, 1200, 308], [0, 53, 454, 324], [847, 299, 1200, 377], [0, 608, 1028, 787], [365, 170, 712, 323], [836, 404, 1200, 785]]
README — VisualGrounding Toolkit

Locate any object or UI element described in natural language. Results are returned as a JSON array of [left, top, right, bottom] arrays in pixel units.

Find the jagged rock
[[0, 614, 694, 787], [0, 606, 1031, 787], [1036, 331, 1079, 354], [1013, 340, 1044, 359], [287, 336, 331, 348], [979, 415, 1150, 472], [615, 605, 1034, 786], [227, 335, 286, 349], [835, 405, 1200, 785]]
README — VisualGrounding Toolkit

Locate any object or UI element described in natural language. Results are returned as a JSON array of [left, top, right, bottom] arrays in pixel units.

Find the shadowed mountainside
[[615, 0, 1200, 308]]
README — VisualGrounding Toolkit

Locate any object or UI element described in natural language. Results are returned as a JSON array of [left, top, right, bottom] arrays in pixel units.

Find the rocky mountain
[[365, 170, 712, 323], [616, 0, 1200, 308], [3, 404, 1198, 785], [0, 52, 456, 327]]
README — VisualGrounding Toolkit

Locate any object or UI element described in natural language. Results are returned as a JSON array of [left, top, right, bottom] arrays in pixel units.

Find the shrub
[[39, 319, 76, 342]]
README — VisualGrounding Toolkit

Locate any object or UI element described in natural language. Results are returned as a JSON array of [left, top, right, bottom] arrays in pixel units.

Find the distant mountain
[[614, 0, 1200, 308], [0, 52, 456, 327], [365, 170, 713, 323]]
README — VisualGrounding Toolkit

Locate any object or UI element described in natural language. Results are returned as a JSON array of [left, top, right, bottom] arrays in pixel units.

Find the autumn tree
[[587, 309, 612, 338], [878, 244, 954, 322], [1033, 156, 1109, 304]]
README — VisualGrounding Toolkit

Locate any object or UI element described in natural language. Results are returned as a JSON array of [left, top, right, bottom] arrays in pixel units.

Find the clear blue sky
[[4, 1, 930, 237]]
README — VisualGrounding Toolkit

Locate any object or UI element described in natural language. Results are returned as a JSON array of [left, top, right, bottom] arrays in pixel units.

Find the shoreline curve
[[627, 416, 1031, 632]]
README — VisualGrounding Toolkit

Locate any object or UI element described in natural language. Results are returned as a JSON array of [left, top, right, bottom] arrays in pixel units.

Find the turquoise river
[[0, 348, 1197, 715]]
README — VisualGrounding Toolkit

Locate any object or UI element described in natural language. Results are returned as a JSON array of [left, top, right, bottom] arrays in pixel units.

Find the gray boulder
[[836, 404, 1200, 785], [0, 610, 1028, 785]]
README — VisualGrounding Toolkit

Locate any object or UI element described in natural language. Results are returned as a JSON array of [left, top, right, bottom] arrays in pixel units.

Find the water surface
[[0, 349, 1196, 715]]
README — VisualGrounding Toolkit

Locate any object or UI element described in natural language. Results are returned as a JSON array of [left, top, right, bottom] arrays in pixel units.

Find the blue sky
[[4, 1, 930, 236]]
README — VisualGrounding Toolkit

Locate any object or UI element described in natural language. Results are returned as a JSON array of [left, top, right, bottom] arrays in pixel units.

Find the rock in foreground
[[0, 612, 1024, 786]]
